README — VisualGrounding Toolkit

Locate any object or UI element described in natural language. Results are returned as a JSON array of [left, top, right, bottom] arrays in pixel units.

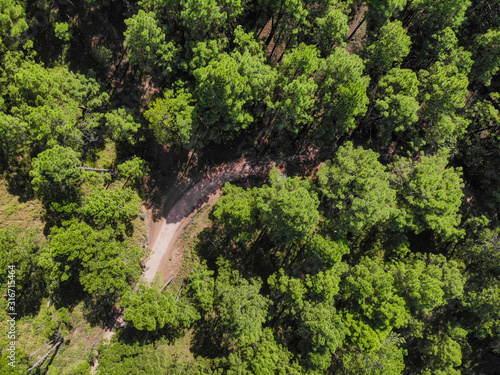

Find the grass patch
[[86, 139, 116, 169], [0, 179, 43, 230], [169, 203, 215, 292], [0, 301, 105, 373]]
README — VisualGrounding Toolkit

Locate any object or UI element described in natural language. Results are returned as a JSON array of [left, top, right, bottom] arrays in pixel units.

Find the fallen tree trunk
[[78, 167, 114, 173], [28, 339, 63, 372], [28, 340, 53, 359]]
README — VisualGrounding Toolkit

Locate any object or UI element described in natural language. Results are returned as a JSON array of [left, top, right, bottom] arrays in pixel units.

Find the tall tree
[[273, 44, 321, 134], [122, 282, 199, 331], [342, 256, 409, 336], [212, 183, 259, 243], [313, 5, 349, 55], [43, 221, 143, 298], [317, 48, 370, 139], [124, 10, 178, 73], [417, 62, 469, 149], [30, 145, 82, 204], [0, 227, 46, 315], [391, 152, 464, 238], [257, 168, 319, 247], [214, 258, 271, 347], [365, 21, 412, 78], [471, 28, 500, 86], [373, 68, 420, 146], [105, 108, 141, 144], [0, 0, 28, 52], [145, 87, 195, 146], [78, 187, 141, 235], [317, 142, 397, 233]]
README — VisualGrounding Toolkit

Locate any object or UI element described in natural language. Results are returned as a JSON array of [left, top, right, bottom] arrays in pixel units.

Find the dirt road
[[142, 157, 277, 283]]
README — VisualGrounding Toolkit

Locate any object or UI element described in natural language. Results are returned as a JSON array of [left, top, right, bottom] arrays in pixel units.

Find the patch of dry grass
[[0, 179, 43, 230]]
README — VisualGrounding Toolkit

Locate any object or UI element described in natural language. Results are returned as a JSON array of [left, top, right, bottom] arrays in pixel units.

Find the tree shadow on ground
[[190, 315, 227, 359]]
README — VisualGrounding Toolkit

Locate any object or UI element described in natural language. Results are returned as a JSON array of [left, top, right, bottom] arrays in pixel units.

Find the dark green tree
[[30, 145, 82, 204], [317, 48, 370, 139], [365, 21, 412, 78], [124, 10, 178, 73], [144, 87, 194, 146], [317, 142, 397, 232], [257, 168, 319, 247], [391, 152, 464, 238]]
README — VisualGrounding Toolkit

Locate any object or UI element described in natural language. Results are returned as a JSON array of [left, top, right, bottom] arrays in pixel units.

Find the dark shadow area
[[4, 165, 35, 203], [84, 296, 123, 331], [190, 316, 227, 359], [407, 229, 435, 253]]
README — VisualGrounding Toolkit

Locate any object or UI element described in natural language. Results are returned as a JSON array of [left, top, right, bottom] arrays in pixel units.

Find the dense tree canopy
[[3, 0, 500, 373]]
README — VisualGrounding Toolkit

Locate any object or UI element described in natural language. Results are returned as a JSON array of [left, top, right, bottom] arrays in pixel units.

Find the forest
[[0, 0, 500, 373]]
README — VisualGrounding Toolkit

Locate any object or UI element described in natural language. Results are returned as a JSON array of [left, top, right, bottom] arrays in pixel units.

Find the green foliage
[[193, 53, 253, 140], [185, 260, 216, 313], [298, 301, 346, 371], [391, 253, 465, 316], [79, 187, 140, 234], [124, 10, 178, 72], [472, 28, 500, 86], [343, 256, 409, 334], [419, 325, 468, 374], [117, 157, 149, 188], [366, 21, 412, 77], [0, 112, 29, 169], [410, 0, 471, 32], [318, 48, 370, 138], [257, 169, 319, 247], [303, 235, 350, 271], [189, 37, 229, 71], [30, 145, 82, 203], [430, 28, 473, 75], [220, 328, 303, 374], [313, 6, 349, 55], [180, 0, 244, 40], [391, 152, 464, 238], [145, 87, 194, 146], [123, 282, 199, 331], [212, 183, 259, 243], [367, 0, 407, 26], [340, 332, 406, 375], [418, 62, 470, 148], [43, 221, 143, 297], [96, 340, 209, 375], [54, 22, 72, 42], [193, 45, 276, 143], [374, 68, 420, 145], [3, 60, 108, 155], [105, 108, 141, 144], [3, 0, 500, 373], [215, 258, 271, 347], [317, 142, 397, 232], [0, 0, 28, 52], [460, 97, 500, 211], [274, 44, 320, 132], [0, 227, 46, 315]]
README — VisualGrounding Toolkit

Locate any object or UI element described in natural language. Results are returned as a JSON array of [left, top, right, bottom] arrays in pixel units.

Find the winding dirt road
[[143, 149, 320, 284], [143, 157, 275, 283]]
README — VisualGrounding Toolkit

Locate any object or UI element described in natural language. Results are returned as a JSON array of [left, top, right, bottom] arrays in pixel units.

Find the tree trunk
[[28, 341, 53, 359], [77, 167, 114, 173], [347, 16, 366, 41], [28, 339, 63, 372]]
